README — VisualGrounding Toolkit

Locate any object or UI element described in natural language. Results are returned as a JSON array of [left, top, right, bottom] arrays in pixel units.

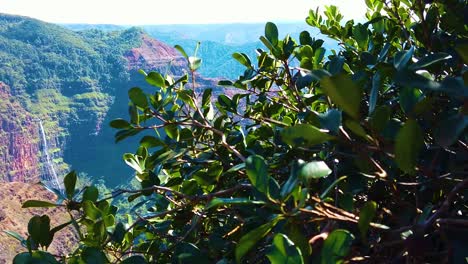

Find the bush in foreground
[[11, 0, 467, 263]]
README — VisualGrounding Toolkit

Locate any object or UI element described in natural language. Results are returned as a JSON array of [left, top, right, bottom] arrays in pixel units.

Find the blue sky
[[0, 0, 367, 25]]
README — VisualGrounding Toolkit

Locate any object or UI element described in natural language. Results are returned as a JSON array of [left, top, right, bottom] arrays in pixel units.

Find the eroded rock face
[[126, 34, 187, 75], [0, 82, 40, 183], [0, 182, 77, 263]]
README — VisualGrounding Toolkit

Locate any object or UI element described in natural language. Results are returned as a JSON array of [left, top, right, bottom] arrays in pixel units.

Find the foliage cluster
[[11, 0, 467, 263]]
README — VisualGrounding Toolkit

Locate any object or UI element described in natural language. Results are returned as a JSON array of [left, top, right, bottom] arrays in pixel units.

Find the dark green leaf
[[245, 155, 270, 196], [281, 124, 334, 147], [370, 106, 391, 133], [232, 52, 252, 68], [352, 24, 369, 50], [266, 233, 304, 264], [174, 45, 188, 59], [83, 186, 99, 202], [28, 215, 51, 248], [265, 22, 279, 46], [369, 72, 381, 115], [394, 46, 414, 70], [109, 119, 131, 129], [121, 256, 147, 264], [22, 200, 58, 208], [145, 72, 166, 88], [408, 53, 452, 71], [128, 87, 148, 109], [435, 114, 468, 147], [321, 74, 362, 120], [81, 247, 108, 264], [64, 171, 77, 199], [399, 87, 422, 114], [201, 88, 212, 107], [358, 201, 377, 240], [320, 229, 354, 264], [299, 31, 312, 45], [318, 109, 342, 134], [14, 251, 60, 264], [112, 222, 126, 244], [395, 119, 424, 174], [235, 216, 282, 263]]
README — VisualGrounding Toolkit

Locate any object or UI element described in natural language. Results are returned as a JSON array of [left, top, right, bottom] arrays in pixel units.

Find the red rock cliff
[[0, 82, 40, 182]]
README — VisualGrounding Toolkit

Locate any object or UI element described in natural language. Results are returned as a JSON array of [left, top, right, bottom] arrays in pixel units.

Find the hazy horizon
[[0, 0, 366, 25]]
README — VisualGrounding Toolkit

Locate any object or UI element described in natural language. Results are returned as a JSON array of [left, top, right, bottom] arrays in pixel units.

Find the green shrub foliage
[[12, 0, 467, 263]]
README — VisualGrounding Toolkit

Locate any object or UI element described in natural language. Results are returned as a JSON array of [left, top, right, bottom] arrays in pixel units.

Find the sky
[[0, 0, 367, 25]]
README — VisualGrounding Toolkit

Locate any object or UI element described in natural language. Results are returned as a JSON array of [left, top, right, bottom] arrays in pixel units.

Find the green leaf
[[121, 256, 147, 264], [235, 216, 282, 263], [22, 200, 58, 208], [369, 72, 381, 115], [145, 72, 166, 88], [395, 119, 424, 174], [435, 114, 468, 148], [318, 109, 342, 134], [358, 201, 377, 240], [408, 53, 452, 71], [245, 155, 270, 196], [299, 31, 312, 45], [281, 124, 334, 147], [4, 230, 26, 244], [399, 87, 422, 114], [81, 247, 108, 264], [174, 45, 188, 59], [109, 119, 131, 129], [320, 176, 348, 200], [128, 105, 139, 125], [369, 106, 391, 133], [265, 22, 279, 46], [232, 52, 252, 68], [266, 233, 304, 264], [164, 124, 179, 140], [128, 87, 148, 109], [281, 168, 300, 199], [320, 229, 354, 264], [112, 222, 126, 244], [205, 198, 265, 209], [352, 24, 369, 50], [83, 186, 99, 202], [299, 161, 332, 182], [345, 120, 370, 141], [28, 215, 51, 248], [394, 46, 414, 70], [64, 171, 77, 199], [201, 88, 212, 107], [83, 201, 101, 220], [321, 74, 362, 120], [14, 251, 60, 264]]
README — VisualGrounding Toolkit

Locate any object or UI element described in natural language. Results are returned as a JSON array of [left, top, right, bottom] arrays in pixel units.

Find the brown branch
[[423, 177, 468, 229]]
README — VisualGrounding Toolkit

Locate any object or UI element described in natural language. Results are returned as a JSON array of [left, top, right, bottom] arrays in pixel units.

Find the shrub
[[12, 0, 467, 263]]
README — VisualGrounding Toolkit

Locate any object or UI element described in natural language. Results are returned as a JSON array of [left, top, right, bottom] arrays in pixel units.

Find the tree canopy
[[10, 0, 468, 263]]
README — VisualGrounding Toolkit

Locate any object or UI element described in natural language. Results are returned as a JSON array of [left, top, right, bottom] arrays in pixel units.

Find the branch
[[423, 177, 468, 229]]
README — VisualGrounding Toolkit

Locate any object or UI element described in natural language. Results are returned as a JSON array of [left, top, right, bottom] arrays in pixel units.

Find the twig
[[423, 177, 468, 229]]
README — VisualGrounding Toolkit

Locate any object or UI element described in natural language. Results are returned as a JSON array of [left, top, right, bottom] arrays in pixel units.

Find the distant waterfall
[[38, 120, 63, 192]]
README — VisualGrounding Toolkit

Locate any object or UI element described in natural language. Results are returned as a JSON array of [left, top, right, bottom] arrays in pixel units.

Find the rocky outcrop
[[0, 182, 76, 263], [0, 82, 40, 182], [125, 34, 187, 75]]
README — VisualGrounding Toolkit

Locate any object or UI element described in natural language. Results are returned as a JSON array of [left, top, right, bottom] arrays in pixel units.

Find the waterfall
[[38, 119, 63, 192]]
